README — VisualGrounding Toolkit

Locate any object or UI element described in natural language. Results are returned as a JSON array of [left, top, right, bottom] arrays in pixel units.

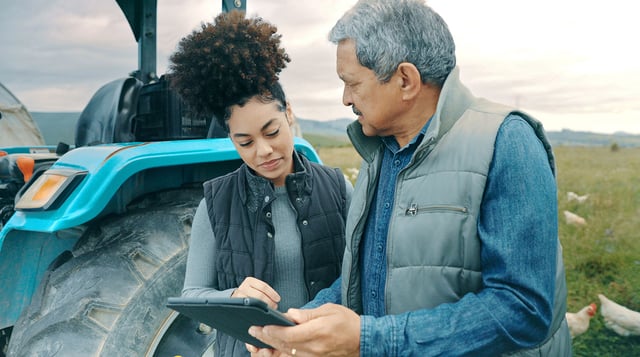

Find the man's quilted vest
[[342, 68, 571, 355]]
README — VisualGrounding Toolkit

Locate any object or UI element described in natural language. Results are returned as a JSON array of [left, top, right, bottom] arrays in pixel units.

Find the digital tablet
[[166, 296, 295, 349]]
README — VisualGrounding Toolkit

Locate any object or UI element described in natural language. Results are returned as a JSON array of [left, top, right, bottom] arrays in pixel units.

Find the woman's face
[[227, 97, 295, 186]]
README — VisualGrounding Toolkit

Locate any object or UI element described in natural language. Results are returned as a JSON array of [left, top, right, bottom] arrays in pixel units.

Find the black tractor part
[[75, 76, 215, 147]]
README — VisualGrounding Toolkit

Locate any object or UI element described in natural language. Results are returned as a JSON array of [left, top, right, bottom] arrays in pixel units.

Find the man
[[248, 0, 571, 355]]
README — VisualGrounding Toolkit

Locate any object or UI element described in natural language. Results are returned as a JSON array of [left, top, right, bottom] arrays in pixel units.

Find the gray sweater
[[183, 179, 353, 312]]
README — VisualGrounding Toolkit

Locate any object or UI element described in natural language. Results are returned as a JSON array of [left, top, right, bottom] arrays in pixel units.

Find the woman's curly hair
[[169, 10, 290, 128]]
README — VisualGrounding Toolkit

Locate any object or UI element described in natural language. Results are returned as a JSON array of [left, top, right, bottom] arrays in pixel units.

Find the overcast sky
[[1, 0, 639, 134]]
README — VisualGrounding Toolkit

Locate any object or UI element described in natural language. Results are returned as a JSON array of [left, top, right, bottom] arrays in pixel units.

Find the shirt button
[[377, 244, 383, 252], [264, 196, 270, 202], [384, 202, 390, 209], [267, 232, 273, 238], [302, 220, 308, 226], [371, 291, 376, 298], [394, 159, 401, 166], [266, 212, 272, 218]]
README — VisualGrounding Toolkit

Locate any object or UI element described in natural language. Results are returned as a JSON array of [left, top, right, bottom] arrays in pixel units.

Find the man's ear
[[396, 62, 422, 100]]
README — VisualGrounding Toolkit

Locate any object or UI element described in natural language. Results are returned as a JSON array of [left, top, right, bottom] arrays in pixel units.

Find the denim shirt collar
[[380, 117, 432, 154]]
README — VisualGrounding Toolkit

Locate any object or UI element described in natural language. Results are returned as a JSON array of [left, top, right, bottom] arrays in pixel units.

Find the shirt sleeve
[[302, 277, 342, 309], [182, 198, 235, 298], [360, 115, 559, 356]]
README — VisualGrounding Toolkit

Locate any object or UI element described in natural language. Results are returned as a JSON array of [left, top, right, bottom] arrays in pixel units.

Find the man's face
[[336, 39, 402, 137]]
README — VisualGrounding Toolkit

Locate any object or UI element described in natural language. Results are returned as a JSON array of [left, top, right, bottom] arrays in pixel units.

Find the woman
[[169, 11, 352, 356]]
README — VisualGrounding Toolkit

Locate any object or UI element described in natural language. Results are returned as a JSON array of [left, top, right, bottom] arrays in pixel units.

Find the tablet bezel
[[166, 296, 295, 349]]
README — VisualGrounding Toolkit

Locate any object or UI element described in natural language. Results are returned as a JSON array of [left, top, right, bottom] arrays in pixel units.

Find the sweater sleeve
[[182, 198, 235, 298]]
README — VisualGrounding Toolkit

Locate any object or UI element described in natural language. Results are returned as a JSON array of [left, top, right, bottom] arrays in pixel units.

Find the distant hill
[[29, 112, 640, 148], [297, 118, 353, 137], [298, 118, 640, 147], [31, 112, 78, 145], [546, 129, 640, 147]]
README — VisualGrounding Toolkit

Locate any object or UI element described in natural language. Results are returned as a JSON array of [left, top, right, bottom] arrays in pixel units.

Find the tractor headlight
[[15, 169, 87, 211]]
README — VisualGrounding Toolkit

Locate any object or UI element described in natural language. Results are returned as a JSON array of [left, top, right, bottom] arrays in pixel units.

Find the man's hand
[[232, 277, 281, 310], [247, 303, 361, 357]]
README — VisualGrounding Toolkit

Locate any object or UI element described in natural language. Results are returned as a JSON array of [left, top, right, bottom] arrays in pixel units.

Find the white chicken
[[567, 191, 589, 203], [563, 210, 587, 226], [566, 303, 597, 338], [598, 294, 640, 336]]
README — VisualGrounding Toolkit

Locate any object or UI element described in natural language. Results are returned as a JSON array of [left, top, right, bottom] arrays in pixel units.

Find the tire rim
[[145, 311, 215, 356]]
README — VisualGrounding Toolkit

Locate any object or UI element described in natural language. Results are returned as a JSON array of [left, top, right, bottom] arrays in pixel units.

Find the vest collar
[[428, 66, 475, 144], [239, 151, 313, 212], [285, 151, 313, 199]]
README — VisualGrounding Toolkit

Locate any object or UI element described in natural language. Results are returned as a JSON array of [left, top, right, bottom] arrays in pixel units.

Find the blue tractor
[[0, 0, 322, 355]]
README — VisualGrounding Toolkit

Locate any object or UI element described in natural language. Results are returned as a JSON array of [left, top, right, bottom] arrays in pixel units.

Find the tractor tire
[[6, 188, 216, 357]]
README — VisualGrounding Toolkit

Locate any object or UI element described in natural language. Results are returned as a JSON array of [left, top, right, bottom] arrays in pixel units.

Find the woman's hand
[[232, 277, 281, 310]]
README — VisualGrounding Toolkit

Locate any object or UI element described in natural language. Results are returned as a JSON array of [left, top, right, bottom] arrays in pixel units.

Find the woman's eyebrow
[[231, 118, 279, 139], [260, 118, 279, 131]]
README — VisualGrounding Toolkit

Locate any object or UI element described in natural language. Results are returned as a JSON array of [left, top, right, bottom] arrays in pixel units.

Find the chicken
[[598, 294, 640, 336], [567, 191, 589, 203], [563, 210, 586, 226], [566, 303, 597, 338]]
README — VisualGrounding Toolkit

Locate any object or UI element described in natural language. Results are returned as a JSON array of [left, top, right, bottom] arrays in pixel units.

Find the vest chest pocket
[[405, 203, 468, 216], [392, 202, 475, 268]]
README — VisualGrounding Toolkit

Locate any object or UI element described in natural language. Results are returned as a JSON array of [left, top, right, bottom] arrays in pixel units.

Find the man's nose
[[342, 87, 353, 107]]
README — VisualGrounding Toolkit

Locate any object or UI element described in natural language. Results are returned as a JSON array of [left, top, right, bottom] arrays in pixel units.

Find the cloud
[[0, 0, 136, 108], [1, 0, 639, 133]]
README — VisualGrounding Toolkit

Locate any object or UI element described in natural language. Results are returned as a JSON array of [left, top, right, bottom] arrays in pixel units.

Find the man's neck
[[393, 86, 440, 148]]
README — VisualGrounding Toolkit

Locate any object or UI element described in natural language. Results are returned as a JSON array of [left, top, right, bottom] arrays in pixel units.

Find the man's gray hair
[[329, 0, 456, 87]]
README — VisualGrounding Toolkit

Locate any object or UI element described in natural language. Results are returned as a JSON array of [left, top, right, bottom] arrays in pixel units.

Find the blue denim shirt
[[307, 114, 558, 356]]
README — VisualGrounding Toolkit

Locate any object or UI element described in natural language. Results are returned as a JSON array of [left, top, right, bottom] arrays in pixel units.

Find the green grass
[[302, 133, 351, 148], [555, 146, 640, 355], [316, 143, 640, 355]]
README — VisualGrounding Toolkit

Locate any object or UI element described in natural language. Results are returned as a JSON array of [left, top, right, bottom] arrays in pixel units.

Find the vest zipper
[[405, 137, 433, 168], [405, 203, 468, 216]]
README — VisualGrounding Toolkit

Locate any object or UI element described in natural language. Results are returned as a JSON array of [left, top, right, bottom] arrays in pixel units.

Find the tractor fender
[[0, 136, 320, 330], [3, 137, 319, 234]]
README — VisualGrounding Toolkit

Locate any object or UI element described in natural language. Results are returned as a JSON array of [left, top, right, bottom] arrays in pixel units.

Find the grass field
[[311, 140, 640, 356], [555, 146, 640, 356]]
